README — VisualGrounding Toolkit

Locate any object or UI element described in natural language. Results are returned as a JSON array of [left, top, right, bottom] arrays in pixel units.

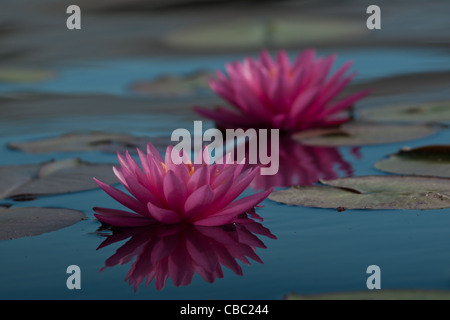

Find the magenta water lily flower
[[93, 143, 272, 227], [195, 49, 370, 132]]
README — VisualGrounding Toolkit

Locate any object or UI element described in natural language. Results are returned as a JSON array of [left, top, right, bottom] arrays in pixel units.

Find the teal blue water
[[1, 48, 450, 299], [1, 48, 450, 96]]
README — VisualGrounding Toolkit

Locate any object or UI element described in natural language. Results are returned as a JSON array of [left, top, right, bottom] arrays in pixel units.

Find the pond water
[[1, 47, 450, 299], [2, 48, 450, 96]]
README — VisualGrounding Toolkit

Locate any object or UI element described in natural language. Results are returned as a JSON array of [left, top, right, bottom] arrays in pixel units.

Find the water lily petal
[[93, 178, 148, 215], [147, 201, 181, 224], [93, 207, 154, 227]]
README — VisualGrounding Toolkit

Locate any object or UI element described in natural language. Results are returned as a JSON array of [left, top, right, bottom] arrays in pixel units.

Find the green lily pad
[[292, 122, 437, 147], [164, 17, 364, 50], [269, 175, 450, 210], [0, 67, 55, 84], [130, 70, 211, 97], [8, 131, 160, 154], [358, 101, 450, 123], [285, 290, 450, 300], [0, 158, 117, 201], [0, 207, 85, 240], [375, 145, 450, 178]]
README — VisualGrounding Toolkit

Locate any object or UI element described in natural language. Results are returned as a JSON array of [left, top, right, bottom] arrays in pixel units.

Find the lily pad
[[130, 70, 211, 97], [165, 17, 364, 50], [359, 101, 450, 123], [285, 290, 450, 300], [375, 145, 450, 178], [8, 131, 160, 154], [0, 158, 117, 201], [0, 67, 55, 83], [269, 175, 450, 210], [292, 122, 437, 147], [0, 207, 85, 240]]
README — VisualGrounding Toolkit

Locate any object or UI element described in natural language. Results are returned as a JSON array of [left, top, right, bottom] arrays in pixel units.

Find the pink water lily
[[195, 49, 370, 132], [93, 143, 272, 227]]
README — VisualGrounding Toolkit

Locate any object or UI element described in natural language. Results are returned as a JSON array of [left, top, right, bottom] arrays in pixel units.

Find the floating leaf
[[165, 18, 364, 50], [0, 67, 55, 83], [359, 101, 450, 123], [292, 122, 437, 147], [0, 158, 117, 201], [348, 72, 450, 98], [285, 290, 450, 300], [130, 70, 211, 97], [375, 145, 450, 178], [8, 131, 165, 154], [0, 207, 85, 240], [269, 175, 450, 210]]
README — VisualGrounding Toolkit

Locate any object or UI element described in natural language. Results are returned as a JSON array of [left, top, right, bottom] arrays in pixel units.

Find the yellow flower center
[[269, 67, 277, 79], [269, 67, 294, 79], [187, 163, 195, 176], [161, 162, 195, 176]]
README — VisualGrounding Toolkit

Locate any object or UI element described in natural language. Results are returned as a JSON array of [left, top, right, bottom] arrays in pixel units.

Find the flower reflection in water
[[96, 212, 276, 291], [233, 134, 355, 191]]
